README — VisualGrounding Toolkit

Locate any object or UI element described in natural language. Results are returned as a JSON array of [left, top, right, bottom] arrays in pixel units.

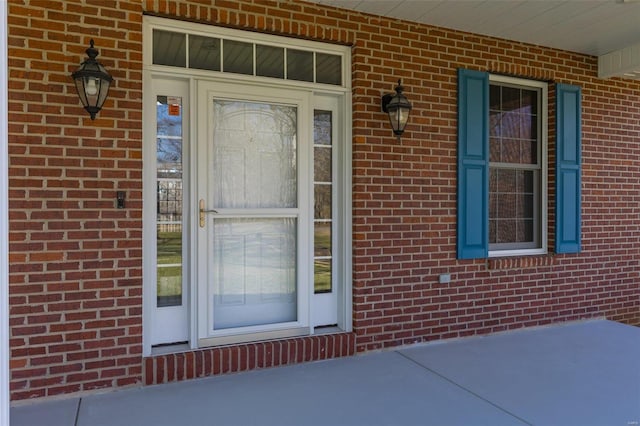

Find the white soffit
[[311, 0, 640, 80], [599, 41, 640, 80]]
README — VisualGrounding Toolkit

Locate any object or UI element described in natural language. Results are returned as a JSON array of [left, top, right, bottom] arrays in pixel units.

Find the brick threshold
[[144, 332, 356, 386]]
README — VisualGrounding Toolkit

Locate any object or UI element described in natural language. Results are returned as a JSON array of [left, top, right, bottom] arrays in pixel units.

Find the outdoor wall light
[[71, 39, 113, 120], [381, 79, 412, 138]]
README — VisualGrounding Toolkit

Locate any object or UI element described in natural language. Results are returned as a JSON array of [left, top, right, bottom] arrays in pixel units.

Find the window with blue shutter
[[458, 70, 579, 259]]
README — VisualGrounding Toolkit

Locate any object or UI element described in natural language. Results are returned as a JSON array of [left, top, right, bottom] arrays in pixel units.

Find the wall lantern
[[381, 79, 412, 138], [71, 39, 113, 120]]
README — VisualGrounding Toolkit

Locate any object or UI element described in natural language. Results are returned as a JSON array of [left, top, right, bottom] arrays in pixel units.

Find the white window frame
[[142, 17, 352, 356], [488, 74, 548, 258]]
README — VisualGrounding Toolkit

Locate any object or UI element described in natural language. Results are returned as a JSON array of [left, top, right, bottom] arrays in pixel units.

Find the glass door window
[[313, 110, 333, 295], [156, 95, 184, 308], [210, 100, 298, 330]]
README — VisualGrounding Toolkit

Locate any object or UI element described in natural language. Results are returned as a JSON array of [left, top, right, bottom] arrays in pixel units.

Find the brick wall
[[8, 0, 640, 400], [8, 0, 143, 399]]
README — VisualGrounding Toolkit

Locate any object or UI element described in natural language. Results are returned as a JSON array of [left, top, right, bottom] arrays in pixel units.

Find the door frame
[[195, 80, 312, 347], [142, 16, 353, 357]]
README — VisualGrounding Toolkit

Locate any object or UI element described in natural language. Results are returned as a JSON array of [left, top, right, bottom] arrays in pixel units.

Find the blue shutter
[[457, 69, 489, 259], [555, 83, 582, 254]]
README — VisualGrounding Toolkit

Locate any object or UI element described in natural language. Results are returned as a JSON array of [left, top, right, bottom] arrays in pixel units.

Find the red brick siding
[[8, 0, 640, 400], [8, 0, 143, 400], [144, 333, 355, 386]]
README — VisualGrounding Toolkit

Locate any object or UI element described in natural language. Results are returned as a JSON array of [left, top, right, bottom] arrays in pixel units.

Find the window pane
[[489, 218, 497, 244], [497, 220, 517, 243], [256, 45, 284, 79], [517, 193, 534, 219], [287, 49, 313, 82], [501, 111, 520, 139], [314, 109, 333, 294], [223, 39, 253, 75], [212, 101, 297, 208], [315, 147, 332, 183], [156, 95, 183, 308], [522, 90, 538, 116], [516, 170, 534, 193], [490, 84, 539, 165], [501, 86, 520, 111], [517, 220, 534, 243], [521, 139, 537, 164], [314, 222, 332, 257], [497, 193, 516, 219], [316, 53, 341, 85], [500, 138, 520, 163], [153, 30, 186, 67], [156, 96, 182, 137], [490, 169, 535, 245], [497, 169, 516, 192], [520, 113, 536, 139], [157, 226, 182, 307], [314, 185, 332, 220], [490, 110, 501, 138], [489, 137, 500, 162], [189, 35, 221, 71], [314, 259, 332, 293], [314, 110, 332, 145]]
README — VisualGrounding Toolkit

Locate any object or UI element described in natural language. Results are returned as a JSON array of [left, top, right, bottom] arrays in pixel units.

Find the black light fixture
[[71, 39, 113, 120], [381, 79, 412, 138]]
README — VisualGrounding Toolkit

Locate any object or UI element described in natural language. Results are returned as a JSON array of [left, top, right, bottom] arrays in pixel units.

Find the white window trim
[[1, 1, 9, 424], [488, 74, 548, 258], [142, 17, 352, 356]]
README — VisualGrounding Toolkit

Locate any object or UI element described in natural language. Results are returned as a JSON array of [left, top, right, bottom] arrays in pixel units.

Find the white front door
[[196, 81, 312, 346]]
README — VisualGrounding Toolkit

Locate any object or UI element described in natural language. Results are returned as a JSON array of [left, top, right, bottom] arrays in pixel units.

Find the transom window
[[152, 29, 342, 86]]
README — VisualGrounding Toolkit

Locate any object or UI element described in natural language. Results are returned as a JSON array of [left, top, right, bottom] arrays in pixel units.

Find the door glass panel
[[212, 101, 297, 209], [313, 110, 332, 293], [210, 100, 298, 331], [314, 222, 332, 293], [156, 95, 184, 307], [213, 218, 296, 329]]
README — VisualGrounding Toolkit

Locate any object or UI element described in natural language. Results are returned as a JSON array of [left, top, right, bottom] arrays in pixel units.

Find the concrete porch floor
[[10, 319, 640, 426]]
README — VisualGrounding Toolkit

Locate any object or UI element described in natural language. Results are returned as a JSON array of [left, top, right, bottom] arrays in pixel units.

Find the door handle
[[199, 199, 218, 228]]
